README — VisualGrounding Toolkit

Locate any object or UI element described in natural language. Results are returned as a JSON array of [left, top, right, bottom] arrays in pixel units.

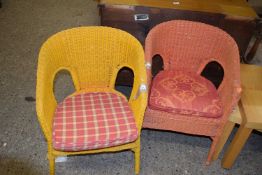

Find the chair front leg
[[48, 151, 55, 175], [132, 138, 141, 175], [206, 135, 220, 165]]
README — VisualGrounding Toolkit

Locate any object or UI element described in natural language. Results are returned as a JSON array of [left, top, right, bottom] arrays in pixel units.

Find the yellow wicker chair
[[36, 27, 147, 175]]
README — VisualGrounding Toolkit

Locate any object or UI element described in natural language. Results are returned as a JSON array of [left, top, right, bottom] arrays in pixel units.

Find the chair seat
[[53, 92, 138, 151], [149, 70, 223, 118]]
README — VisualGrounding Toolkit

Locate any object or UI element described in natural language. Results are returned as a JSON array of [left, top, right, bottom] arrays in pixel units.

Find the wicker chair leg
[[132, 142, 140, 175], [48, 153, 55, 175], [134, 147, 140, 175], [206, 136, 219, 165]]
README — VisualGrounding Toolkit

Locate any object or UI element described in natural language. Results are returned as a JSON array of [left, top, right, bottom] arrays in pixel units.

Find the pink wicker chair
[[143, 20, 241, 164]]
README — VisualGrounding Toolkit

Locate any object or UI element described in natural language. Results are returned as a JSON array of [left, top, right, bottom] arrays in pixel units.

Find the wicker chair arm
[[129, 89, 148, 132], [36, 77, 57, 143], [218, 79, 242, 122]]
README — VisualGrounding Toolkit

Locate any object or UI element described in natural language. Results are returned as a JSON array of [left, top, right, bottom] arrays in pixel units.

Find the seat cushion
[[53, 92, 138, 151], [149, 70, 223, 118]]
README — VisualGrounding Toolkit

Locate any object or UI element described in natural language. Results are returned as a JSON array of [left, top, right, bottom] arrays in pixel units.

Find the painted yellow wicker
[[36, 26, 147, 175]]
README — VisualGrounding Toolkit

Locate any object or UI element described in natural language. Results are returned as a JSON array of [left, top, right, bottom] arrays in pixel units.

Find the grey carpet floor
[[0, 0, 261, 175]]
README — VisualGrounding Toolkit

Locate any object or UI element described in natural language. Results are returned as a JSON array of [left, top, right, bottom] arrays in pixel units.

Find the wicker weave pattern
[[143, 20, 241, 164], [36, 27, 147, 175]]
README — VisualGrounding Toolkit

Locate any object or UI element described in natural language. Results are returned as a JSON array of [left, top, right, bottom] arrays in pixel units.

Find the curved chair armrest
[[218, 80, 242, 122], [129, 83, 148, 132], [36, 55, 59, 143], [36, 79, 58, 143], [145, 62, 153, 91], [144, 35, 157, 88]]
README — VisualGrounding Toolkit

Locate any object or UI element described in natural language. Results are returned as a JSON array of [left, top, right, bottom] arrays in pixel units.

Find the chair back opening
[[115, 66, 134, 99], [152, 54, 164, 78], [53, 69, 76, 103], [201, 61, 224, 88]]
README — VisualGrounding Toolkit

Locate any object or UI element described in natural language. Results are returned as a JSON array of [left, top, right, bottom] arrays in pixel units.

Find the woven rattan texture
[[143, 20, 241, 164], [36, 27, 147, 175]]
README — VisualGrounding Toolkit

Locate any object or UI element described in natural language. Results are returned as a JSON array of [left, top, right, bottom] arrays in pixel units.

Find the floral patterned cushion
[[149, 70, 223, 118]]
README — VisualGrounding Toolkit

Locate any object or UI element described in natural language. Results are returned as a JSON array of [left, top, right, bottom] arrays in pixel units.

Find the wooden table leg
[[244, 37, 262, 63], [212, 121, 235, 161], [221, 125, 253, 169], [243, 19, 262, 63]]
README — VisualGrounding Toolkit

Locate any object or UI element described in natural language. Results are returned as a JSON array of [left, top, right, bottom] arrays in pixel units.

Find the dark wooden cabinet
[[99, 1, 257, 56], [98, 0, 258, 86]]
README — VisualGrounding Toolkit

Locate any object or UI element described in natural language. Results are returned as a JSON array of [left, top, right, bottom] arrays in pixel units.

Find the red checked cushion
[[53, 92, 138, 151], [149, 70, 223, 118]]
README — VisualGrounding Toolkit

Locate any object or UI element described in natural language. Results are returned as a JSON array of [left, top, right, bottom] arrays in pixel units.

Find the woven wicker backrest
[[38, 27, 145, 90], [145, 20, 239, 74]]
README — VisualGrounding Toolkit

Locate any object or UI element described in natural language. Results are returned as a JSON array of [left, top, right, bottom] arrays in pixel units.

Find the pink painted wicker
[[143, 20, 241, 164]]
